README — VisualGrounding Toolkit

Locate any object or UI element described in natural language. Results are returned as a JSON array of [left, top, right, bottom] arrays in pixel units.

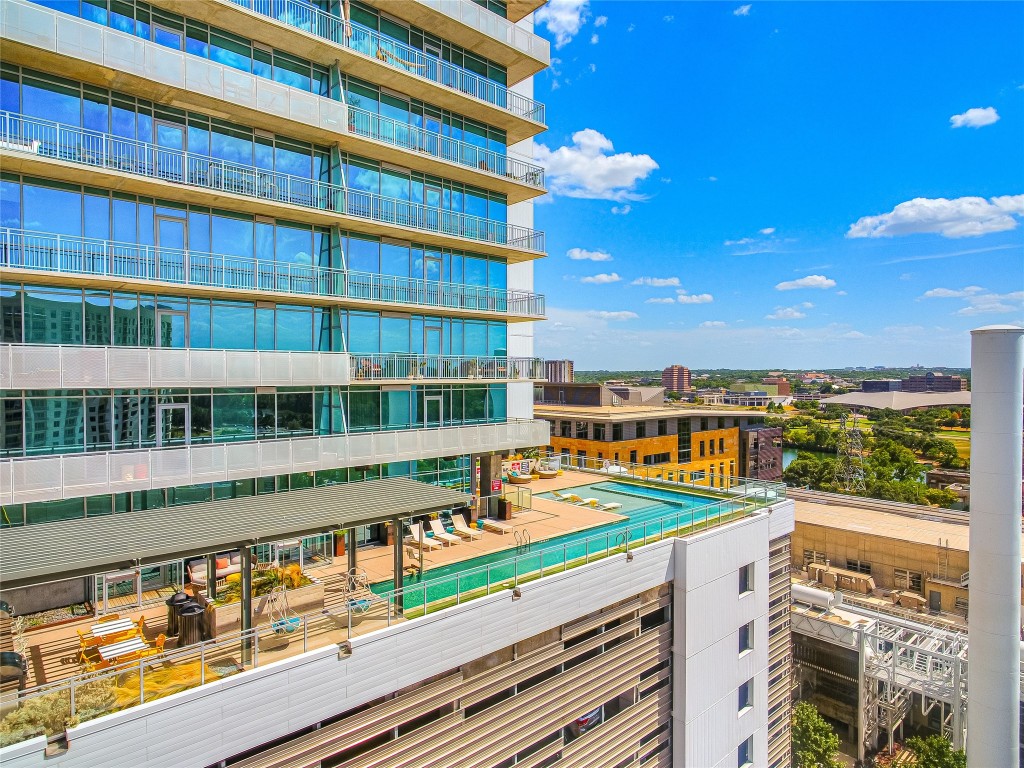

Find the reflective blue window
[[23, 184, 80, 236]]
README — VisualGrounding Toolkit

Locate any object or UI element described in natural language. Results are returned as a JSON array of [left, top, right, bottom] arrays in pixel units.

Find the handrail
[[0, 111, 544, 252], [413, 0, 550, 63], [346, 106, 544, 189], [0, 489, 754, 746], [0, 228, 546, 318], [225, 0, 546, 123], [351, 353, 544, 381]]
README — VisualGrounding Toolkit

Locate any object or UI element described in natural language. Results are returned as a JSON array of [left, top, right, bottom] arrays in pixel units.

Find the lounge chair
[[480, 518, 513, 535], [428, 519, 462, 546], [408, 523, 443, 550], [551, 490, 571, 502], [594, 501, 623, 512], [506, 471, 531, 485], [451, 513, 483, 540], [565, 494, 599, 506]]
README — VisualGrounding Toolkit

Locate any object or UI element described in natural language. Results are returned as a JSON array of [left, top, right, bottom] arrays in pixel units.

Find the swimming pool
[[371, 480, 744, 611]]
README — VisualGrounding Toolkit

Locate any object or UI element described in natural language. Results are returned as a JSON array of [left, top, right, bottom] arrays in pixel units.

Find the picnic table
[[97, 637, 147, 661], [90, 618, 135, 639]]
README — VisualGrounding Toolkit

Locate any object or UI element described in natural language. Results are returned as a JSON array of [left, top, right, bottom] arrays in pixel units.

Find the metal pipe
[[967, 325, 1023, 768], [392, 515, 403, 614], [240, 545, 253, 665]]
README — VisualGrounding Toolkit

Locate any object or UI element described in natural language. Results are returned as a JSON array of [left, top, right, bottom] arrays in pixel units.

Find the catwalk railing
[[0, 112, 544, 252]]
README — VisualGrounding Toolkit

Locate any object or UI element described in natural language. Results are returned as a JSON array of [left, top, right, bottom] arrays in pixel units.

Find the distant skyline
[[529, 1, 1024, 368]]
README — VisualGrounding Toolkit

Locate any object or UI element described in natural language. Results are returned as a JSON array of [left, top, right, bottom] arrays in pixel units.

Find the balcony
[[0, 113, 545, 259], [346, 106, 545, 200], [0, 0, 544, 169], [216, 0, 546, 129], [0, 343, 544, 390], [0, 419, 551, 506], [0, 229, 547, 320]]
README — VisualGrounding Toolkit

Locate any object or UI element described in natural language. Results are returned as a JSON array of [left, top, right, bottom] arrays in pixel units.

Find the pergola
[[1, 477, 471, 632]]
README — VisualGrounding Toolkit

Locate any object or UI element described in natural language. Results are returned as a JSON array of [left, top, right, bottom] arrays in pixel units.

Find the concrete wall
[[1, 578, 88, 615]]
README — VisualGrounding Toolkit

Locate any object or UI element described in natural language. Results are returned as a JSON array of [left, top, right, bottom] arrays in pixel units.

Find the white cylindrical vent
[[967, 325, 1024, 768]]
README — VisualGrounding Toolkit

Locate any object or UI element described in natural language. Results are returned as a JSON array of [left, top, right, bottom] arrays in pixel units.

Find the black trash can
[[165, 592, 190, 636], [178, 603, 206, 647]]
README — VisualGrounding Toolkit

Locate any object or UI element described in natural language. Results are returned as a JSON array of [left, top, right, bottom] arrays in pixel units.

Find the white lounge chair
[[595, 502, 623, 512], [408, 523, 442, 550], [428, 519, 462, 546], [451, 513, 483, 540], [480, 518, 513, 535]]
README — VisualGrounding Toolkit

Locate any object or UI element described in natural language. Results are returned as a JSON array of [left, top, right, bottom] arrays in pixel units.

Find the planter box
[[196, 577, 324, 639]]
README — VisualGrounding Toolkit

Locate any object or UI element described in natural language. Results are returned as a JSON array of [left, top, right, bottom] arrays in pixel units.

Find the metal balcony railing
[[351, 353, 544, 381], [0, 112, 544, 253], [0, 229, 547, 318], [414, 0, 550, 63], [347, 106, 544, 189], [226, 0, 546, 123]]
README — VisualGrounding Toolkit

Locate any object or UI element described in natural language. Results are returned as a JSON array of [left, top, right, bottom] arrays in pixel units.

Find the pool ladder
[[514, 527, 532, 553]]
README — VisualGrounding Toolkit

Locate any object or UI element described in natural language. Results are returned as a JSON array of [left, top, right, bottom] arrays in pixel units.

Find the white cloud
[[840, 331, 868, 339], [536, 129, 658, 201], [645, 297, 678, 305], [588, 62, 597, 73], [766, 306, 807, 320], [847, 195, 1024, 239], [950, 107, 1000, 129], [627, 23, 635, 32], [708, 176, 718, 182], [580, 272, 621, 284], [567, 247, 612, 261], [724, 237, 755, 246], [632, 276, 681, 287], [663, 15, 674, 22], [594, 15, 607, 27], [587, 310, 638, 321], [921, 286, 985, 299], [700, 321, 728, 328], [775, 274, 836, 291], [955, 291, 1024, 316], [590, 33, 599, 44], [836, 290, 847, 296], [535, 0, 590, 48], [611, 204, 632, 215], [759, 227, 776, 235], [676, 291, 714, 304], [899, 273, 914, 281], [733, 4, 752, 16]]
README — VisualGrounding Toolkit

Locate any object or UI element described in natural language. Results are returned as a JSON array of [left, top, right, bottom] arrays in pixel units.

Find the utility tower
[[836, 412, 867, 493]]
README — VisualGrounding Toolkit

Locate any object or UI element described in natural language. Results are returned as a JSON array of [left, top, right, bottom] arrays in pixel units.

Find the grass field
[[936, 429, 971, 460]]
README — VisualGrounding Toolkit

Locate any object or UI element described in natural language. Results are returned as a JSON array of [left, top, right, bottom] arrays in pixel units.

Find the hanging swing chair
[[268, 585, 301, 634]]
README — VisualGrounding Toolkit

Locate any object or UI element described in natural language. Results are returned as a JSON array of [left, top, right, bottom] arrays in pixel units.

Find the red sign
[[491, 479, 502, 492]]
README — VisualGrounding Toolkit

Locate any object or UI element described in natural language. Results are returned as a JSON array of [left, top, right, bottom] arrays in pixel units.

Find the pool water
[[371, 480, 742, 610]]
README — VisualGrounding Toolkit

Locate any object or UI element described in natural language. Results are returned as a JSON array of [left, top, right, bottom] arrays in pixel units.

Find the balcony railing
[[0, 112, 544, 253], [0, 419, 551, 506], [0, 229, 547, 318], [226, 0, 546, 123], [352, 353, 543, 381], [414, 0, 550, 63], [347, 106, 544, 189], [0, 343, 544, 390]]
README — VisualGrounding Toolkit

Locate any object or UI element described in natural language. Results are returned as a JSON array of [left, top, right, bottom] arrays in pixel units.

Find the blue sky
[[527, 1, 1024, 369]]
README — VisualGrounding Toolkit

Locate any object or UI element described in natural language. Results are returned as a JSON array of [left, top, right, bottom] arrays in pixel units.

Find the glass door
[[424, 395, 442, 428], [155, 215, 187, 283], [154, 309, 187, 348], [424, 186, 442, 233], [424, 255, 442, 305], [156, 403, 190, 447], [154, 121, 186, 181], [423, 325, 441, 377]]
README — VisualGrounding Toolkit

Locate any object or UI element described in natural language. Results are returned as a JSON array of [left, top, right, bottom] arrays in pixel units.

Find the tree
[[904, 735, 966, 768], [791, 701, 843, 768]]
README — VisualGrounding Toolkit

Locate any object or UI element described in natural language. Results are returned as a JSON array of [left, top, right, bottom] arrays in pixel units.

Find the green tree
[[904, 735, 966, 768], [791, 701, 842, 768]]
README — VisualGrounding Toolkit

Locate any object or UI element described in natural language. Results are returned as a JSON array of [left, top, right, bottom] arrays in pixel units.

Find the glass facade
[[26, 1, 331, 95], [0, 384, 508, 457], [1, 282, 507, 354]]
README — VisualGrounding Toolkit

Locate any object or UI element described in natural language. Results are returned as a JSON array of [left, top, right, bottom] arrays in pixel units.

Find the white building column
[[967, 325, 1024, 767]]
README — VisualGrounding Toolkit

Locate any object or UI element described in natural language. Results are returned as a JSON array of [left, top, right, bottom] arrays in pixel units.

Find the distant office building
[[739, 426, 783, 482], [862, 379, 903, 393], [762, 377, 792, 396], [661, 365, 692, 392], [545, 359, 574, 383], [902, 372, 968, 393]]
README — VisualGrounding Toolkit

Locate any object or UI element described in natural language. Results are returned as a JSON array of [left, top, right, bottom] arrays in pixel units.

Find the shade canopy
[[0, 477, 471, 589]]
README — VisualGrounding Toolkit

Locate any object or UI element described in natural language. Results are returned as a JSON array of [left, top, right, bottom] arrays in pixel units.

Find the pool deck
[[1, 471, 631, 692]]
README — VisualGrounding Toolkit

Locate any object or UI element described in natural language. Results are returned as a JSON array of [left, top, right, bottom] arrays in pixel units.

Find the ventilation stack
[[967, 325, 1023, 767]]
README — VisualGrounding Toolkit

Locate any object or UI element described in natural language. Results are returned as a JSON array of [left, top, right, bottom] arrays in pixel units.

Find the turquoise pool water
[[371, 480, 742, 609]]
